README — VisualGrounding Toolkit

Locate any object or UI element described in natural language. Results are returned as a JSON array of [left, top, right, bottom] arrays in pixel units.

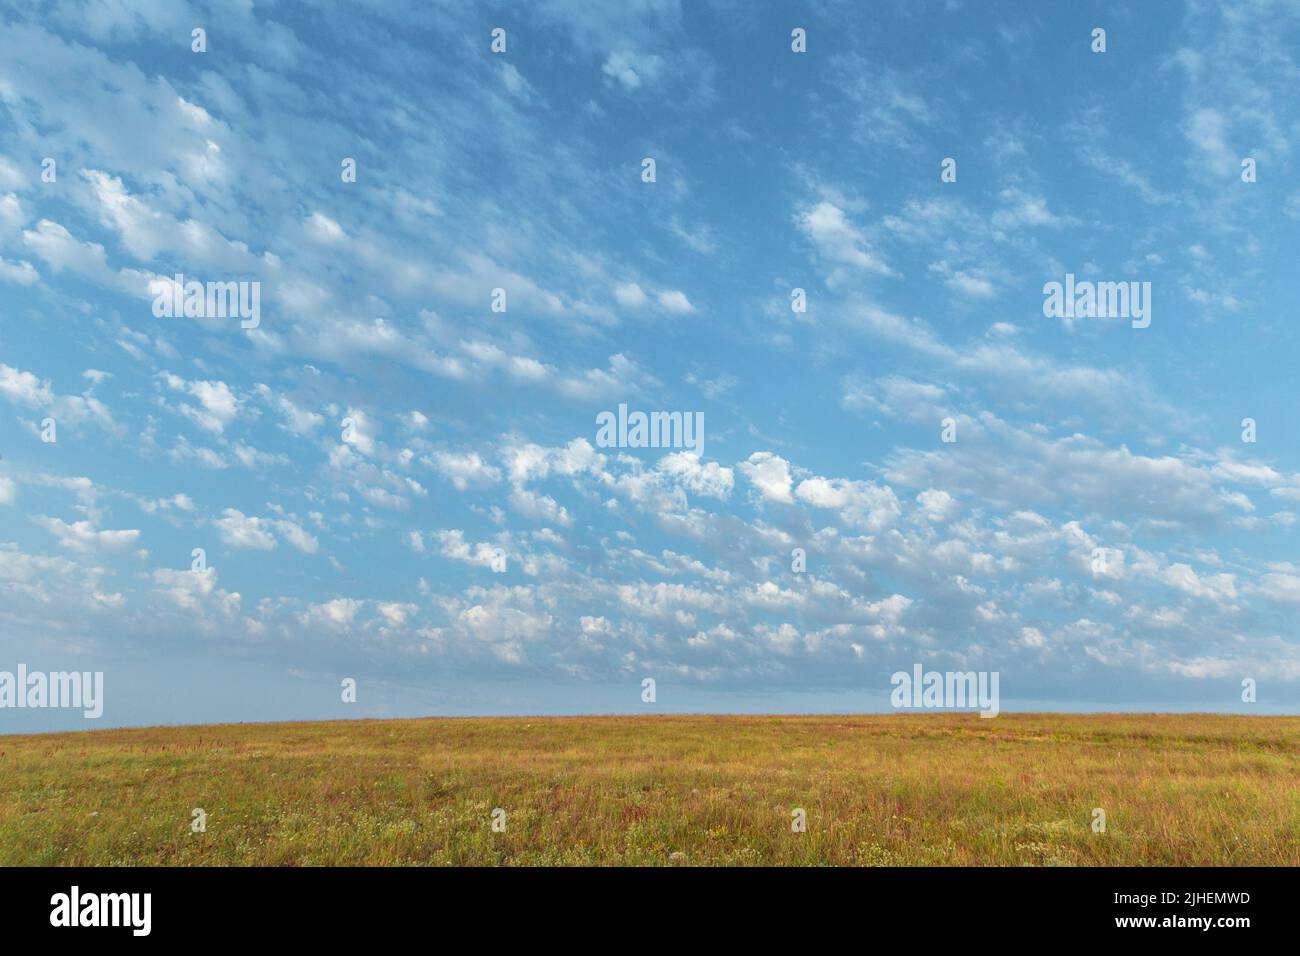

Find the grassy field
[[1, 713, 1297, 866]]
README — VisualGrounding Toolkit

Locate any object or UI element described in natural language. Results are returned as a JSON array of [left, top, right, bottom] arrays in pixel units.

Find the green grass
[[2, 713, 1297, 865]]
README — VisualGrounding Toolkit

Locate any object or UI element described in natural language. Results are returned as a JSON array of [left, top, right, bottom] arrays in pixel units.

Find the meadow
[[1, 713, 1296, 866]]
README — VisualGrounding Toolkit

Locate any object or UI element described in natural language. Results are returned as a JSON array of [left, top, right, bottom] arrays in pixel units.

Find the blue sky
[[1, 0, 1298, 731]]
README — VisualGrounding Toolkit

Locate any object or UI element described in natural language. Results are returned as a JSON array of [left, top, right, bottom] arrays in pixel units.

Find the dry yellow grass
[[1, 713, 1296, 865]]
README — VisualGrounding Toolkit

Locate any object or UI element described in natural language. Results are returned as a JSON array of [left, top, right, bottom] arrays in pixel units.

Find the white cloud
[[659, 452, 733, 500], [615, 282, 647, 307], [798, 201, 893, 276], [341, 407, 377, 456], [739, 452, 794, 504], [601, 51, 664, 91], [0, 364, 52, 406], [273, 519, 319, 554], [657, 289, 694, 313], [429, 451, 502, 490], [302, 597, 363, 630], [376, 601, 417, 627], [1254, 573, 1300, 604], [21, 219, 113, 280], [916, 488, 957, 522], [0, 257, 38, 285], [214, 508, 277, 550], [436, 529, 504, 569], [164, 374, 239, 433], [304, 211, 346, 243], [33, 515, 141, 552], [795, 477, 900, 530], [256, 385, 323, 436]]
